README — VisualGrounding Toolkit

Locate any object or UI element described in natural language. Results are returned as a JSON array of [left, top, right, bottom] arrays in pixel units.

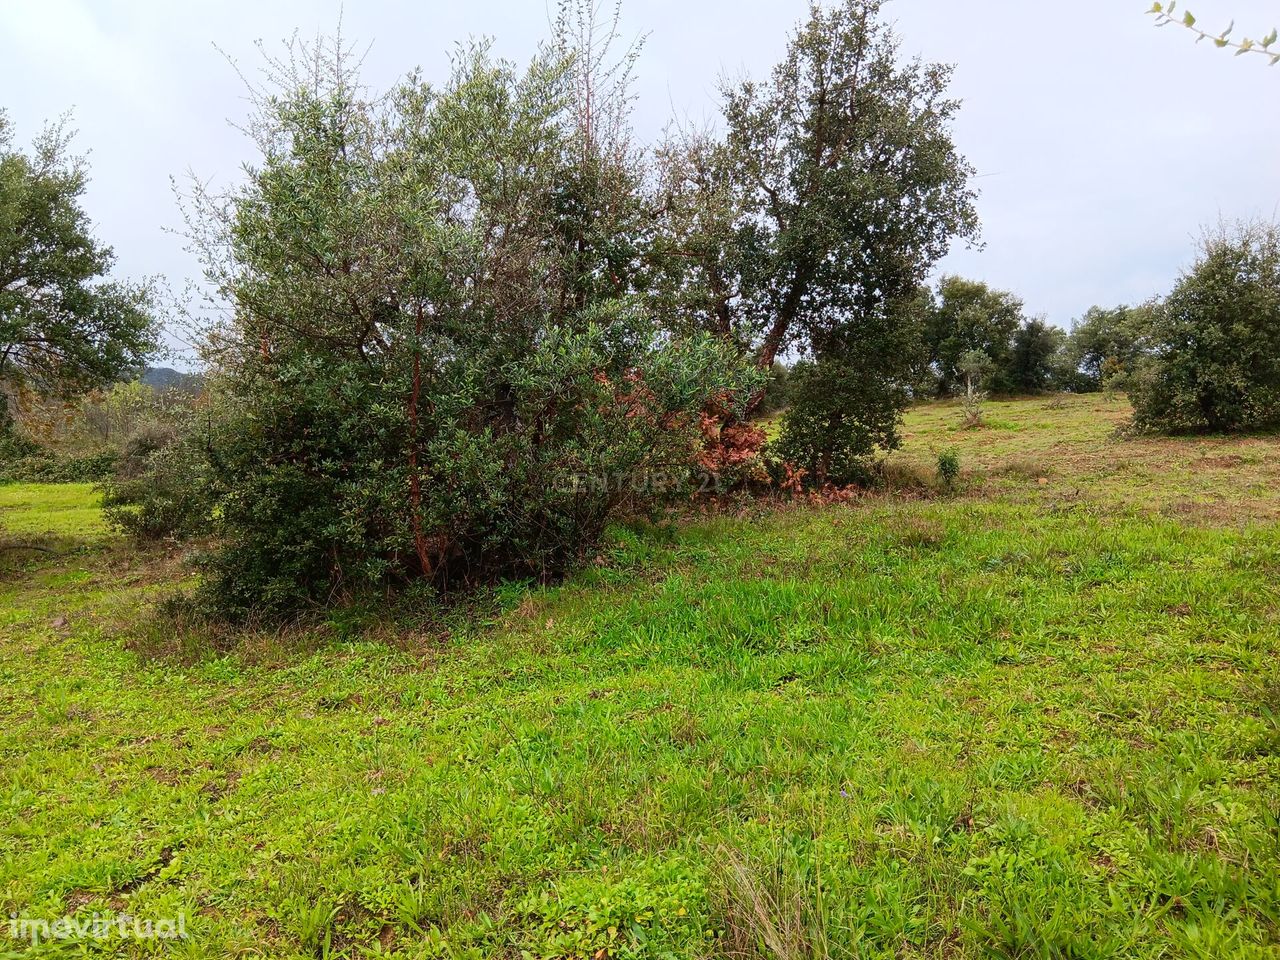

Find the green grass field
[[2, 395, 1280, 958]]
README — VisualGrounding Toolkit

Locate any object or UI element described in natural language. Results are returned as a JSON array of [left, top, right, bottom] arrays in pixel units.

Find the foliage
[[0, 110, 157, 416], [0, 421, 38, 461], [1, 378, 200, 492], [150, 35, 758, 619], [1062, 304, 1155, 392], [1006, 318, 1065, 395], [100, 410, 217, 541], [753, 362, 792, 417], [936, 447, 960, 489], [923, 277, 1024, 396], [957, 348, 995, 428], [775, 354, 906, 486], [10, 379, 193, 456], [1131, 221, 1280, 434], [653, 0, 978, 382], [0, 448, 115, 484], [515, 859, 708, 960], [1149, 2, 1279, 63]]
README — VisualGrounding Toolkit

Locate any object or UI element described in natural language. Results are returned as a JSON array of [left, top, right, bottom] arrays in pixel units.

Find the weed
[[937, 448, 961, 490]]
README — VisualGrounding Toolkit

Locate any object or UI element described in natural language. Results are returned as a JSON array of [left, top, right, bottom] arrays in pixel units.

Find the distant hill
[[138, 367, 203, 393]]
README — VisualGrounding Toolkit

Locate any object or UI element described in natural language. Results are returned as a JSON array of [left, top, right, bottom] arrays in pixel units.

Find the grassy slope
[[1, 397, 1279, 959]]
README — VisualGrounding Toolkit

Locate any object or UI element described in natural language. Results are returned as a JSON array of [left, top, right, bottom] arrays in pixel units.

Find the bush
[[0, 448, 117, 483], [194, 323, 753, 620], [936, 448, 960, 489], [101, 432, 215, 541], [1132, 221, 1280, 434], [775, 356, 907, 487], [957, 348, 995, 428]]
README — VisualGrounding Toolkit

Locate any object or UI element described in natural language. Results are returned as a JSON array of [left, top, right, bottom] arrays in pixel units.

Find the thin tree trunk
[[408, 304, 432, 578], [745, 264, 814, 415]]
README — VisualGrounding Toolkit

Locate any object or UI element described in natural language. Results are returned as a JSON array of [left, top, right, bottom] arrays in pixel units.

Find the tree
[[776, 354, 904, 486], [136, 34, 757, 619], [1131, 221, 1280, 434], [0, 111, 156, 426], [957, 348, 995, 427], [653, 0, 977, 483], [1007, 318, 1066, 394], [1148, 3, 1279, 64], [923, 276, 1024, 396], [654, 0, 977, 372], [775, 290, 925, 486], [1062, 304, 1154, 392]]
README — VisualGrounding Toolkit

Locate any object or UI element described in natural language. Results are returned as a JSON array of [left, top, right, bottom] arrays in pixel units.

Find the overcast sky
[[3, 0, 1276, 365]]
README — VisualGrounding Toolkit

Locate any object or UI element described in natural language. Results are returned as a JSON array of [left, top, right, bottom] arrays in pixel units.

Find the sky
[[2, 0, 1276, 365]]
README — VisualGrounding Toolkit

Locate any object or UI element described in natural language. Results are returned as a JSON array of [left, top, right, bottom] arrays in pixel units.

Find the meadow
[[2, 394, 1279, 958]]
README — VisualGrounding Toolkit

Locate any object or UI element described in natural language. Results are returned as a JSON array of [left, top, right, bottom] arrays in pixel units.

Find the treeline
[[914, 217, 1280, 432], [765, 218, 1280, 426], [918, 276, 1153, 398]]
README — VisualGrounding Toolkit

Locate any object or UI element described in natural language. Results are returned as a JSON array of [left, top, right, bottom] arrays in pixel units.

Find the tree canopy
[[923, 276, 1024, 396], [0, 112, 156, 417], [654, 0, 979, 373]]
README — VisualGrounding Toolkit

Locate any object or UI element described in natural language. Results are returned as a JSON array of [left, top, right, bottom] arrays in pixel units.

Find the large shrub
[[775, 354, 907, 487], [100, 414, 216, 540], [125, 38, 757, 619], [1132, 222, 1280, 434]]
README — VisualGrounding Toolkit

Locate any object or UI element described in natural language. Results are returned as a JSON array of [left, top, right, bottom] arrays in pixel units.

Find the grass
[[0, 483, 110, 541], [887, 393, 1280, 523], [1, 397, 1279, 958]]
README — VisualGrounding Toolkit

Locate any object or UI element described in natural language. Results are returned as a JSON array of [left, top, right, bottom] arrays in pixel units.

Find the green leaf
[[1183, 11, 1196, 27], [1262, 28, 1278, 49], [1149, 1, 1163, 11]]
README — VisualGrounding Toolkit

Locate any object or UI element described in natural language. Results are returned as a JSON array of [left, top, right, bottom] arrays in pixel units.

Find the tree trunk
[[408, 304, 432, 578]]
